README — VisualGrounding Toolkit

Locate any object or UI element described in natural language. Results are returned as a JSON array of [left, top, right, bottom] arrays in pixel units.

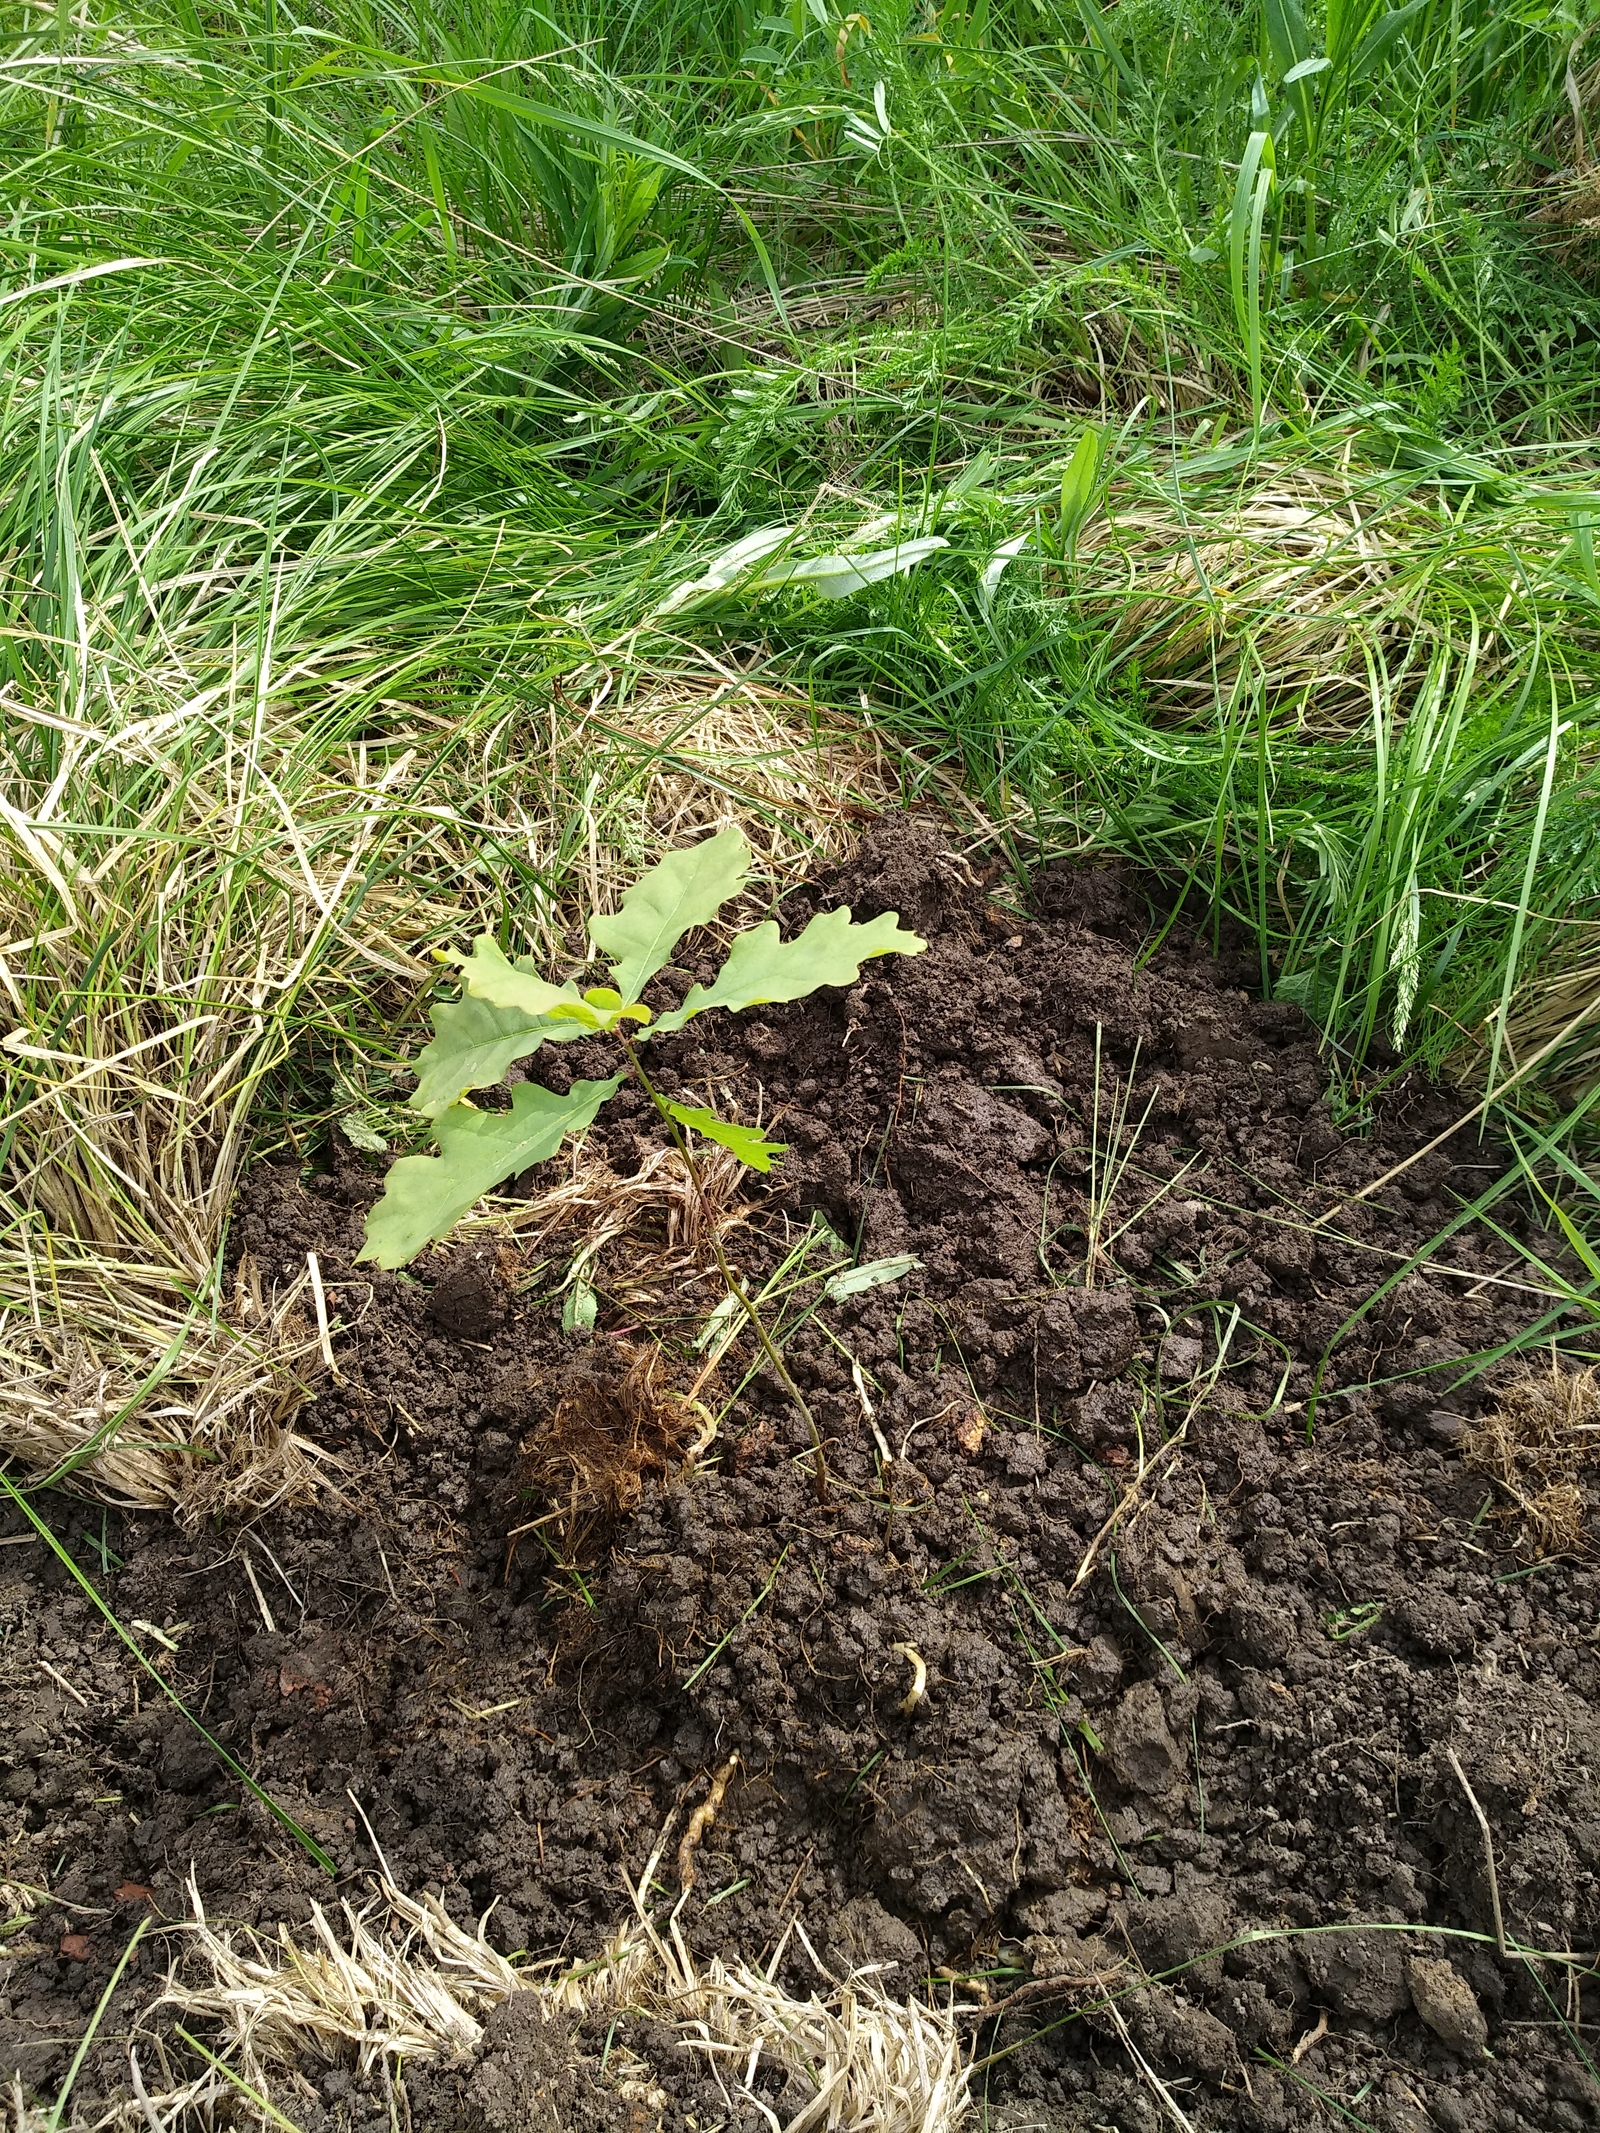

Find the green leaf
[[1346, 1, 1425, 85], [360, 1076, 623, 1269], [1264, 0, 1312, 77], [651, 906, 926, 1033], [694, 1291, 744, 1353], [824, 1253, 923, 1301], [1058, 426, 1105, 552], [1075, 0, 1138, 91], [453, 935, 602, 1023], [753, 536, 948, 600], [420, 76, 715, 184], [409, 990, 591, 1118], [664, 1100, 788, 1172], [653, 525, 797, 615], [562, 1275, 599, 1332], [589, 824, 751, 1004], [1541, 1191, 1600, 1287]]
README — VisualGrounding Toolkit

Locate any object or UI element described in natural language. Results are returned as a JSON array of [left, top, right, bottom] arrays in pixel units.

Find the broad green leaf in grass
[[824, 1254, 923, 1302], [753, 536, 948, 601], [589, 824, 751, 1003], [1058, 426, 1105, 552], [1266, 0, 1319, 153], [653, 526, 797, 616], [432, 78, 791, 331], [651, 907, 926, 1033], [361, 1077, 623, 1269], [664, 1100, 787, 1172], [563, 1274, 599, 1332], [410, 988, 593, 1118], [1229, 131, 1276, 424], [979, 533, 1031, 615], [1264, 0, 1313, 79], [1347, 2, 1425, 84]]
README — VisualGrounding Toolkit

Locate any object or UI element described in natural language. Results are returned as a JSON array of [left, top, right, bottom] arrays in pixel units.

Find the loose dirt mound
[[4, 817, 1598, 2131]]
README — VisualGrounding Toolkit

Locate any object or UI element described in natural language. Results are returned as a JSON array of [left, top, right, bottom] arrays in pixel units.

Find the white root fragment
[[891, 1641, 927, 1716], [676, 1753, 741, 1893]]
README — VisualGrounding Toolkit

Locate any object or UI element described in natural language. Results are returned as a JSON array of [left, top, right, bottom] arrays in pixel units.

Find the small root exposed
[[891, 1641, 928, 1716], [676, 1753, 741, 1894], [514, 1339, 711, 1564]]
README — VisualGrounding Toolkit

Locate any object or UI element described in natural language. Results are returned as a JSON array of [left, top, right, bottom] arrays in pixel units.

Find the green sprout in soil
[[360, 824, 925, 1493]]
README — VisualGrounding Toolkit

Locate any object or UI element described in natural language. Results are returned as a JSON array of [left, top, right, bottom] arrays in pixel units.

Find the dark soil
[[5, 815, 1600, 2133]]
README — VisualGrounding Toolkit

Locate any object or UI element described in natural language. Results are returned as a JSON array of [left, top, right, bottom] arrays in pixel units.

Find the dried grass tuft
[[461, 1135, 755, 1308], [639, 1914, 973, 2133], [1528, 47, 1600, 275], [1462, 1359, 1600, 1556], [150, 1838, 974, 2133], [1076, 472, 1408, 731], [5, 2063, 233, 2133], [163, 1862, 653, 2077], [0, 1250, 332, 1517], [1487, 927, 1600, 1106]]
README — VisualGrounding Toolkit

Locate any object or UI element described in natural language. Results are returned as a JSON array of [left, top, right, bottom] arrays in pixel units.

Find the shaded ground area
[[4, 817, 1599, 2131]]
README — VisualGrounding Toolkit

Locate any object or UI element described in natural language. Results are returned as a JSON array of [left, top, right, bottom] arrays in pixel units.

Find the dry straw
[[146, 1829, 975, 2133], [1463, 1357, 1600, 1556], [1075, 466, 1412, 731]]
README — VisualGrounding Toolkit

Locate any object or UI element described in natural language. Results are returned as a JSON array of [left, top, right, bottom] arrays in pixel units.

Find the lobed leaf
[[360, 1076, 623, 1269], [589, 823, 751, 1004], [409, 989, 591, 1118], [651, 906, 926, 1033], [664, 1099, 788, 1172], [453, 935, 602, 1023]]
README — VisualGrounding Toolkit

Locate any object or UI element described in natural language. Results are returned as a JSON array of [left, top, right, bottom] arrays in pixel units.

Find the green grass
[[2, 0, 1600, 1490]]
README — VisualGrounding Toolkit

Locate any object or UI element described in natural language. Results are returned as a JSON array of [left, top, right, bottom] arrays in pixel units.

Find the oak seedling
[[359, 826, 925, 1492]]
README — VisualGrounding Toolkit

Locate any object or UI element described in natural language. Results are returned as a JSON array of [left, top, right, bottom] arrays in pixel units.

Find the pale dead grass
[[1462, 1358, 1600, 1556], [1488, 927, 1600, 1105], [1076, 469, 1410, 731], [0, 1250, 332, 1515], [140, 1820, 975, 2133], [457, 1132, 756, 1307], [1528, 43, 1600, 272]]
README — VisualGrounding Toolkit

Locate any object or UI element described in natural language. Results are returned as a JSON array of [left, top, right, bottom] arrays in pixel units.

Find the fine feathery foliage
[[360, 825, 925, 1268]]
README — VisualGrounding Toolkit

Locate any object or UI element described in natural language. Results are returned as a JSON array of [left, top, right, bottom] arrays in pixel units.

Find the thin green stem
[[623, 1037, 829, 1502]]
